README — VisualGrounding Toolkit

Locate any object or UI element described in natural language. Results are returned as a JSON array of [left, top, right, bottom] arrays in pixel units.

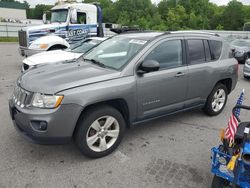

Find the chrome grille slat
[[18, 30, 27, 47]]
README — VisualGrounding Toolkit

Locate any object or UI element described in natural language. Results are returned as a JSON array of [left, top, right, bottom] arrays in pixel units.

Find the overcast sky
[[18, 0, 250, 7]]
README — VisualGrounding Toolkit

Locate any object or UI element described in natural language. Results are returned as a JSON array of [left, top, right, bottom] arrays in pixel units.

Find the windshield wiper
[[84, 58, 106, 68]]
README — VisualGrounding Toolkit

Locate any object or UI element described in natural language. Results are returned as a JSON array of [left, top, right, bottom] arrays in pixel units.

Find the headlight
[[247, 59, 250, 65], [236, 50, 244, 54], [29, 43, 49, 50], [31, 93, 64, 108]]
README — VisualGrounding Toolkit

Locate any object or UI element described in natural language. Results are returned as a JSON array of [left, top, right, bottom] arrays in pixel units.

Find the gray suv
[[9, 31, 238, 158]]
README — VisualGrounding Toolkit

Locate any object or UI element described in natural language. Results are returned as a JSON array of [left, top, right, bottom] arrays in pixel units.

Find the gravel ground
[[0, 43, 249, 188]]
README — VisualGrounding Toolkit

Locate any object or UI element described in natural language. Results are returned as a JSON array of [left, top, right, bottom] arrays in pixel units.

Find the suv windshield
[[84, 36, 147, 70], [68, 39, 102, 54], [51, 9, 68, 23]]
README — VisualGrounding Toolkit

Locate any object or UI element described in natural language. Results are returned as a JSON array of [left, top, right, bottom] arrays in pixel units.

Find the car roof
[[119, 31, 221, 41], [119, 32, 164, 40]]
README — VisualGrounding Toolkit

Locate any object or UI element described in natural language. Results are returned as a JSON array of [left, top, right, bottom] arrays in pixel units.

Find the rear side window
[[204, 40, 212, 61], [209, 40, 222, 60], [187, 40, 206, 64]]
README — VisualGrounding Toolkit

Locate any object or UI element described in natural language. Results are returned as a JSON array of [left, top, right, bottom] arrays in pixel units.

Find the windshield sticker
[[129, 39, 147, 45]]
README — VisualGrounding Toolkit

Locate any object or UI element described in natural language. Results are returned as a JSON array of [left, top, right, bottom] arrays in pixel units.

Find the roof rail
[[110, 27, 144, 34], [168, 31, 220, 37]]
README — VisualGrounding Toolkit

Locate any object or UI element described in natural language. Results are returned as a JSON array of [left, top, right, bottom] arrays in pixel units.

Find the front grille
[[18, 30, 27, 47], [23, 63, 29, 71], [12, 86, 32, 108]]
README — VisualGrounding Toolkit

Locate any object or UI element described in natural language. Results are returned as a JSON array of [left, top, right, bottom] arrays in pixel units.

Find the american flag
[[225, 90, 245, 143]]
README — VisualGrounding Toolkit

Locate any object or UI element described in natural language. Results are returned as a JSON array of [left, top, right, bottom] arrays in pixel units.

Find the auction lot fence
[[1, 22, 250, 39], [0, 22, 35, 37]]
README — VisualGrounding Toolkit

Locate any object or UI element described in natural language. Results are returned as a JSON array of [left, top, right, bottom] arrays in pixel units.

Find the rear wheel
[[74, 105, 126, 158], [203, 83, 228, 116]]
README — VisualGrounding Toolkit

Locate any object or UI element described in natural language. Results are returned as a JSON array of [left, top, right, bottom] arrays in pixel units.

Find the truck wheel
[[203, 83, 228, 116], [74, 105, 126, 158], [211, 175, 230, 188]]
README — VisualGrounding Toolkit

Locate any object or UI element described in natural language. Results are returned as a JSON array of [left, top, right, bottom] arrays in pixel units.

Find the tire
[[203, 83, 228, 116], [244, 75, 250, 79], [74, 105, 126, 158], [211, 175, 230, 188]]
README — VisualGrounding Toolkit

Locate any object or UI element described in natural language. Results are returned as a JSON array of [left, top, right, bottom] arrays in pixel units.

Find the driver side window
[[77, 12, 86, 24], [145, 40, 183, 69]]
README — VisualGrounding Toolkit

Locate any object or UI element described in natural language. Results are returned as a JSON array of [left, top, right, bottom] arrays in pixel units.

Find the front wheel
[[203, 83, 228, 116], [74, 105, 126, 158]]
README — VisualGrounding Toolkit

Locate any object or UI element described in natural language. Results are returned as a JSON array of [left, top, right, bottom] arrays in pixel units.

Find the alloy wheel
[[212, 89, 226, 112], [86, 116, 120, 152]]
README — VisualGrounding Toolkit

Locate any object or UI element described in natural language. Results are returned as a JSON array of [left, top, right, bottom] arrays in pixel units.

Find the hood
[[231, 45, 250, 52], [23, 50, 82, 66], [24, 23, 65, 33], [20, 60, 120, 94]]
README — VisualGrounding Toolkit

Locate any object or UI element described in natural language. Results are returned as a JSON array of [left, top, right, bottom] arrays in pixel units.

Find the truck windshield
[[51, 9, 68, 23], [84, 36, 148, 70]]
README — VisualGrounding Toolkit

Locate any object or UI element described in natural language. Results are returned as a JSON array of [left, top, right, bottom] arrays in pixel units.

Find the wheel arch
[[48, 44, 68, 51], [73, 98, 131, 137], [217, 78, 232, 94]]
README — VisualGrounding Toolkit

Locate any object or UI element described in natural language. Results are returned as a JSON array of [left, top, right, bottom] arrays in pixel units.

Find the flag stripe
[[225, 90, 244, 142]]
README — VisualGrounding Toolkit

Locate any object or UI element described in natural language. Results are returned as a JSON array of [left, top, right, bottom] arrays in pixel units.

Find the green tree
[[222, 0, 245, 30], [29, 4, 53, 19], [166, 5, 188, 30]]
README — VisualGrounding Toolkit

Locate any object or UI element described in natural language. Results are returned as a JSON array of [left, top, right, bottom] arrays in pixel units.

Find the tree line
[[1, 0, 250, 31]]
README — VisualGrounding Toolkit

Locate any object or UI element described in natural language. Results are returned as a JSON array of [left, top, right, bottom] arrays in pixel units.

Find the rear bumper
[[9, 99, 83, 145], [19, 46, 45, 57]]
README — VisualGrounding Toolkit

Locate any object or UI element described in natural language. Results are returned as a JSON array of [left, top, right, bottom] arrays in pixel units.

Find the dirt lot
[[0, 43, 249, 188]]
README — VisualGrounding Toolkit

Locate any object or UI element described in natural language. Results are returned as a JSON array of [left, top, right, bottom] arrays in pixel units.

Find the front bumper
[[243, 64, 250, 77], [9, 99, 83, 144], [19, 46, 45, 57]]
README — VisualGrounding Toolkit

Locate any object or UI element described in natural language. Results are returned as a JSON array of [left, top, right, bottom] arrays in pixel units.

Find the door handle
[[175, 72, 185, 77]]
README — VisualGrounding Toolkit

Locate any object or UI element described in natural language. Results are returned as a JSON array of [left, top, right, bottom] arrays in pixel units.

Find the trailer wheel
[[211, 175, 230, 188]]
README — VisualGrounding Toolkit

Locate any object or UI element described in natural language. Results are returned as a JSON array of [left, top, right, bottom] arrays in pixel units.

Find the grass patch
[[0, 37, 18, 42]]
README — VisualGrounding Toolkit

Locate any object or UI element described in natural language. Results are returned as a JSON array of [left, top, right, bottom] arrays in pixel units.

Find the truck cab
[[18, 2, 103, 57]]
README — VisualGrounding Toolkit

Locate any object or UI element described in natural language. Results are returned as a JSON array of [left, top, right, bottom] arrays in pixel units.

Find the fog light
[[31, 121, 48, 131]]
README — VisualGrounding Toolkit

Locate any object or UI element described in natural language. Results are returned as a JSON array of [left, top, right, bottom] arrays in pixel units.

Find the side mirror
[[42, 12, 47, 24], [137, 60, 160, 74], [70, 9, 77, 24]]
